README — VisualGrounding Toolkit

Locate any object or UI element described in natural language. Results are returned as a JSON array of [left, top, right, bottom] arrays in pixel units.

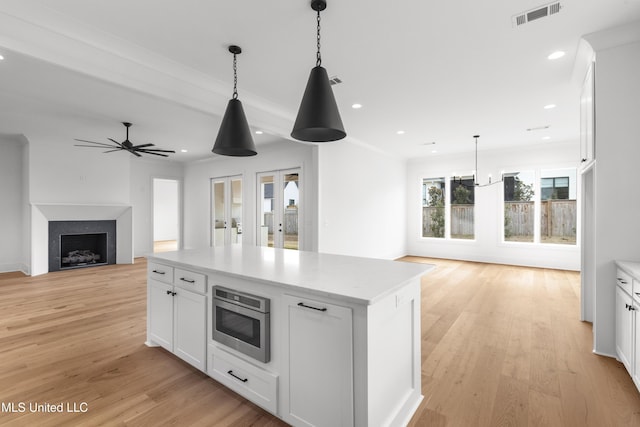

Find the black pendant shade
[[291, 65, 346, 142], [212, 45, 257, 157], [212, 98, 257, 156]]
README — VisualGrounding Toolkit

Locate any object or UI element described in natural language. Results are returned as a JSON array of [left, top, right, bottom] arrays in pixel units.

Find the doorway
[[153, 178, 180, 253]]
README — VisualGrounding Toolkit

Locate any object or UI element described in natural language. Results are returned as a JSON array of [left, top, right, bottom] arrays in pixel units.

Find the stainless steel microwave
[[212, 286, 270, 363]]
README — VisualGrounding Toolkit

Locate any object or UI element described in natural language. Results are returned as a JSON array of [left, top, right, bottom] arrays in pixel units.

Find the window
[[450, 176, 474, 240], [541, 177, 569, 200], [503, 171, 535, 242], [422, 178, 445, 238], [540, 168, 576, 245]]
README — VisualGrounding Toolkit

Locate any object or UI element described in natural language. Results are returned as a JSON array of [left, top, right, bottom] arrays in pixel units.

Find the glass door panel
[[283, 173, 299, 250], [230, 178, 242, 244], [259, 175, 275, 247], [212, 180, 226, 246]]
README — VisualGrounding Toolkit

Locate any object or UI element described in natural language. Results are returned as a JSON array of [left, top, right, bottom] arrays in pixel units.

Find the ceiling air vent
[[329, 76, 342, 86], [512, 2, 561, 27]]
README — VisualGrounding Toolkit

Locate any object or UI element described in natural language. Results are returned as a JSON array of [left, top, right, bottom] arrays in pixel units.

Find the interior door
[[258, 168, 301, 249], [211, 176, 242, 247]]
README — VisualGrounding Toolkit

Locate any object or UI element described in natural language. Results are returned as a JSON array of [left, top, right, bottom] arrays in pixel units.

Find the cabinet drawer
[[174, 268, 207, 294], [617, 269, 632, 295], [208, 345, 277, 414], [149, 262, 174, 284]]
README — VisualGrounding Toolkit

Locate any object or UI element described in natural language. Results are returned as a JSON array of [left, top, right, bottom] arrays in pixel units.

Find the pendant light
[[291, 0, 346, 142], [212, 45, 257, 156]]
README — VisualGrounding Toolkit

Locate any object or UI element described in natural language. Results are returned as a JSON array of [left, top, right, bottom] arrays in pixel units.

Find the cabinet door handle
[[298, 302, 327, 312], [618, 278, 628, 284], [171, 291, 177, 296], [630, 306, 637, 311], [180, 278, 195, 284], [152, 270, 166, 275], [227, 370, 248, 383], [166, 290, 172, 295]]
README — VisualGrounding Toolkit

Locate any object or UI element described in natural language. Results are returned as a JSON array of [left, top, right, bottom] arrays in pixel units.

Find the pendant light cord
[[316, 9, 322, 67], [232, 51, 238, 99]]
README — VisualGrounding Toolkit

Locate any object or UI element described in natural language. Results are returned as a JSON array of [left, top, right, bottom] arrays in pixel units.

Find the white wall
[[130, 159, 183, 257], [0, 135, 26, 272], [406, 141, 580, 270], [317, 141, 407, 260], [585, 25, 640, 357], [153, 179, 179, 241], [28, 135, 130, 204], [183, 141, 316, 251]]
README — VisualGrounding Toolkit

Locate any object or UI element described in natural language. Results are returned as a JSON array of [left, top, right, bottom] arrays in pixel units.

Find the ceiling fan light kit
[[74, 122, 175, 157], [212, 45, 257, 157], [291, 0, 346, 143]]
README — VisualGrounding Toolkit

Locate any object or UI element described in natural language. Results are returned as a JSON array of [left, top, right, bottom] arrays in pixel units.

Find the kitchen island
[[146, 246, 433, 427]]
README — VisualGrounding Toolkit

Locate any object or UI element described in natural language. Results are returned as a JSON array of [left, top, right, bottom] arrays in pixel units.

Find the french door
[[211, 176, 243, 246], [257, 168, 301, 250]]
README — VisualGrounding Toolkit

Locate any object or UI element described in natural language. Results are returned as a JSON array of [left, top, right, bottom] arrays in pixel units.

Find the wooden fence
[[423, 205, 474, 238], [263, 208, 298, 234], [423, 200, 576, 240], [451, 205, 474, 237], [541, 200, 576, 238]]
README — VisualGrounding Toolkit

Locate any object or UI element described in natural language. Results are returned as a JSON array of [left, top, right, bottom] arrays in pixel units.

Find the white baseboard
[[0, 263, 29, 275]]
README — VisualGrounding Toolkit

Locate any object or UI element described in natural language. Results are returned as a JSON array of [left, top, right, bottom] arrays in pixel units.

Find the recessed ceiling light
[[548, 51, 565, 60], [544, 104, 556, 109], [542, 136, 551, 140], [397, 130, 405, 135], [255, 130, 263, 135], [351, 103, 362, 109], [180, 149, 188, 153], [431, 150, 438, 154], [0, 54, 4, 60]]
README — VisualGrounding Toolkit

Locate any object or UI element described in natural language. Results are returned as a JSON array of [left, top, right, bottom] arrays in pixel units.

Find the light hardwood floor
[[0, 257, 638, 426]]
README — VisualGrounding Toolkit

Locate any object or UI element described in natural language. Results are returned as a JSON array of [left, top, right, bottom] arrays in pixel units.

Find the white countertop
[[148, 246, 434, 305], [616, 260, 640, 280]]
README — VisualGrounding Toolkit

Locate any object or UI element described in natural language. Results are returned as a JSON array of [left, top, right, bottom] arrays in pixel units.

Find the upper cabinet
[[580, 61, 595, 166]]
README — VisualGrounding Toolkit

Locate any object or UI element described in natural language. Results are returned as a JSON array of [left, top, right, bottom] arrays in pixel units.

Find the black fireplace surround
[[48, 220, 116, 272]]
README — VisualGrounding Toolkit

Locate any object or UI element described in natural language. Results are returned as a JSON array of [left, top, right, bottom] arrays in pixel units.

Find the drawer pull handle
[[152, 270, 166, 275], [298, 302, 327, 312], [227, 370, 248, 383], [180, 278, 195, 284]]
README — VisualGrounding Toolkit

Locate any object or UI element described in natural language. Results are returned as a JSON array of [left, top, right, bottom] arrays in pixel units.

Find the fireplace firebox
[[49, 221, 116, 272]]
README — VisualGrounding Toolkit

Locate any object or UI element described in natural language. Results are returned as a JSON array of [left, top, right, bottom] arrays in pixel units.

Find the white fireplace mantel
[[31, 203, 133, 276]]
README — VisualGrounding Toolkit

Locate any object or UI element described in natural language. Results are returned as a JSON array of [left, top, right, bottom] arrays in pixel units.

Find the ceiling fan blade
[[102, 149, 124, 153], [139, 151, 169, 157], [108, 138, 126, 148], [139, 148, 176, 153], [75, 144, 117, 148], [132, 143, 155, 149], [74, 139, 116, 147]]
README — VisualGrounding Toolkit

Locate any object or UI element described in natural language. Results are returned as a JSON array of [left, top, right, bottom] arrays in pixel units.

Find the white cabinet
[[148, 279, 174, 351], [208, 344, 278, 414], [615, 264, 640, 393], [616, 283, 634, 372], [282, 295, 353, 427], [634, 292, 640, 389], [147, 263, 207, 372]]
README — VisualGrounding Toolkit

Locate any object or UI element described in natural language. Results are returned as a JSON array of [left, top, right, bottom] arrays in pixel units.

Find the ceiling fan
[[74, 122, 175, 157]]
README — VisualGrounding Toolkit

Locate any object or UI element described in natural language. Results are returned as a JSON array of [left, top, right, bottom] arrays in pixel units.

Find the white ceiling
[[1, 0, 639, 162]]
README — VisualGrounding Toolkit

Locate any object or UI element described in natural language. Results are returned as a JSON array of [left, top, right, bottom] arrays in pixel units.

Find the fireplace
[[49, 221, 116, 272]]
